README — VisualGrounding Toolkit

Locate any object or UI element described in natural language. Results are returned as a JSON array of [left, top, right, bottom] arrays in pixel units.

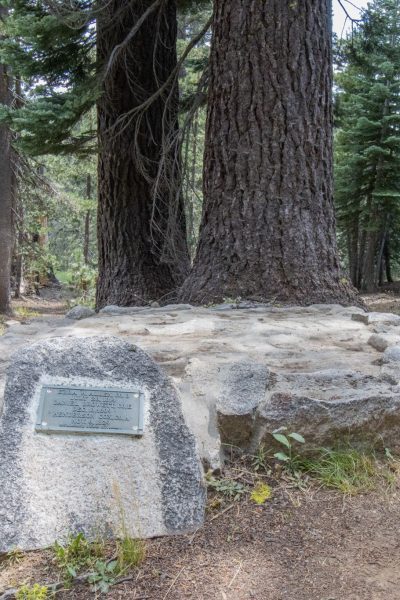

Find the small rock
[[383, 345, 400, 363], [150, 301, 160, 308], [65, 305, 95, 320], [351, 313, 369, 324], [158, 303, 193, 311], [372, 324, 391, 334], [217, 363, 271, 447], [380, 366, 399, 386], [368, 333, 400, 352], [4, 320, 21, 327], [99, 305, 146, 315], [211, 303, 234, 311], [352, 312, 400, 326], [368, 334, 390, 352], [368, 312, 400, 326]]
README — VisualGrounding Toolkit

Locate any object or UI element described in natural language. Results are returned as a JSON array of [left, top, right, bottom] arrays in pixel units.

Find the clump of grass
[[14, 307, 39, 318], [297, 448, 378, 494], [116, 536, 146, 571]]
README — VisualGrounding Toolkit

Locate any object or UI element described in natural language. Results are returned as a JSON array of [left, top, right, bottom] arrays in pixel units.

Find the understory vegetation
[[7, 532, 146, 598], [3, 438, 398, 598]]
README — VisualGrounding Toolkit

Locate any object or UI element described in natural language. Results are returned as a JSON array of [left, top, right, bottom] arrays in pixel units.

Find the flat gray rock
[[217, 368, 400, 453], [368, 333, 400, 352], [99, 305, 147, 315], [368, 334, 391, 352], [352, 312, 400, 326], [65, 305, 96, 320], [0, 336, 205, 552]]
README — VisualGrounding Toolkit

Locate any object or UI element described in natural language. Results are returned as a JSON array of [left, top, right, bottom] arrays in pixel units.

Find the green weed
[[206, 471, 247, 500], [88, 560, 118, 594], [6, 547, 24, 565], [271, 428, 305, 469], [53, 533, 105, 581], [16, 584, 49, 600]]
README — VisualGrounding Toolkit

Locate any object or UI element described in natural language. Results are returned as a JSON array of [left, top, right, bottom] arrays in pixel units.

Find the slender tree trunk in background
[[14, 219, 24, 299], [347, 217, 360, 288], [180, 0, 359, 306], [377, 226, 387, 287], [384, 238, 392, 284], [358, 224, 367, 289], [363, 230, 377, 292], [96, 0, 189, 309], [11, 76, 23, 298], [83, 173, 91, 265], [0, 7, 12, 314], [361, 205, 379, 292]]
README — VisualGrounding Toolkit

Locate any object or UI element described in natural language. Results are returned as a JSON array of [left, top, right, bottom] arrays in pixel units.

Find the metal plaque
[[35, 385, 144, 436]]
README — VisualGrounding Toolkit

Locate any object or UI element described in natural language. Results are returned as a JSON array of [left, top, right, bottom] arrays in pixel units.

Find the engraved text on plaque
[[35, 385, 144, 436]]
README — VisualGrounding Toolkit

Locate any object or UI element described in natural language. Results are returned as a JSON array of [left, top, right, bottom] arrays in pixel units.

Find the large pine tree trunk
[[96, 0, 189, 309], [0, 9, 12, 314], [180, 0, 358, 306]]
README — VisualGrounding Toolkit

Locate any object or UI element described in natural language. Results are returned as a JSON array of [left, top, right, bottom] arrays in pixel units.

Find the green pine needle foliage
[[334, 0, 400, 288]]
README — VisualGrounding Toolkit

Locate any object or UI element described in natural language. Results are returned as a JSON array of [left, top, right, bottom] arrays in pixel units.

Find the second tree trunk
[[181, 0, 358, 306], [96, 0, 189, 308]]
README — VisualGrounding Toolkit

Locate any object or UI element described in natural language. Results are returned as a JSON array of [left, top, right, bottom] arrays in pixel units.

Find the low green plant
[[88, 560, 118, 594], [16, 584, 49, 600], [116, 536, 146, 571], [385, 447, 395, 461], [6, 547, 24, 565], [53, 533, 104, 581], [298, 448, 378, 494], [272, 428, 305, 468], [206, 472, 247, 500]]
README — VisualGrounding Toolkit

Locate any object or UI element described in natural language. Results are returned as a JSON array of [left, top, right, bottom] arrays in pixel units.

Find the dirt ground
[[8, 284, 400, 319], [1, 468, 400, 600], [2, 288, 400, 599], [11, 286, 74, 318]]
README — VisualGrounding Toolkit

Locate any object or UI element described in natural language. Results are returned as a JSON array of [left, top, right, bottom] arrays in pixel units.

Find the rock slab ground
[[1, 303, 400, 467], [0, 336, 205, 552]]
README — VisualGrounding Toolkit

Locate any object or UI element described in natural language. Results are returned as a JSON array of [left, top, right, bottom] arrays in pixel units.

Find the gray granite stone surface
[[65, 305, 96, 320], [0, 336, 205, 552]]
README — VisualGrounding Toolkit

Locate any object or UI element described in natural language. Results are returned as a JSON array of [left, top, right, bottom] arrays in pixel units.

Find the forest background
[[0, 0, 399, 310]]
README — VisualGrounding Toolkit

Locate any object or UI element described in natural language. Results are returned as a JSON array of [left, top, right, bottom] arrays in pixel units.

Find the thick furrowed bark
[[96, 0, 189, 309], [180, 0, 359, 306]]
